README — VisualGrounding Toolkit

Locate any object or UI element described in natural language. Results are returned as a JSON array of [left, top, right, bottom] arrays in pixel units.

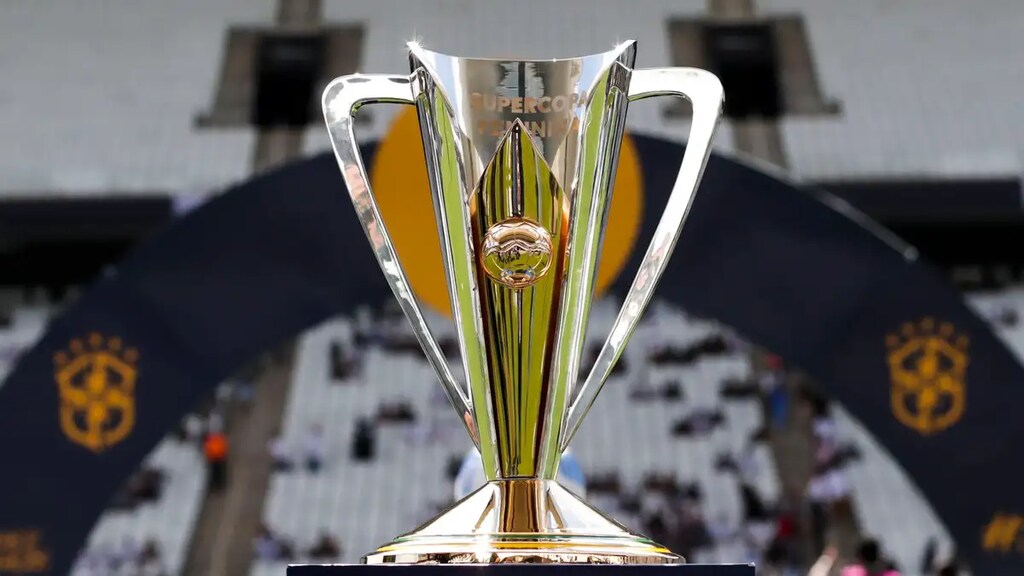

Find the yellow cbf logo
[[54, 333, 138, 453], [886, 318, 968, 435], [982, 512, 1024, 554], [0, 530, 50, 572]]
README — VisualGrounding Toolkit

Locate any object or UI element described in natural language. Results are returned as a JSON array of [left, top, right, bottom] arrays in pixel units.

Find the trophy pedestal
[[289, 566, 755, 575], [363, 480, 678, 564]]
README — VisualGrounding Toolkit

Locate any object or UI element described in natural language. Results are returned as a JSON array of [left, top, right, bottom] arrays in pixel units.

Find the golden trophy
[[322, 40, 722, 564]]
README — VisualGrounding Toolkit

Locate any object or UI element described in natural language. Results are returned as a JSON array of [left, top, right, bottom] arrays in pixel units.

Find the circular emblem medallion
[[480, 218, 553, 289]]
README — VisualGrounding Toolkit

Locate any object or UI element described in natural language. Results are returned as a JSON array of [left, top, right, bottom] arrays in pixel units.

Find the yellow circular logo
[[370, 107, 643, 315]]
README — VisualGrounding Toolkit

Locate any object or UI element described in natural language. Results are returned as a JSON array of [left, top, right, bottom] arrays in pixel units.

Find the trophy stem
[[363, 480, 681, 564]]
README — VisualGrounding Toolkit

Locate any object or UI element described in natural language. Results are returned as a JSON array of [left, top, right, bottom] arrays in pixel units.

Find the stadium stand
[[4, 0, 1017, 191], [0, 0, 272, 197], [834, 407, 954, 576], [251, 299, 784, 573], [759, 0, 1024, 179], [303, 0, 738, 156], [248, 286, 1024, 573], [0, 303, 48, 382], [304, 0, 1024, 182], [573, 301, 782, 565], [969, 288, 1024, 357], [71, 439, 208, 576], [252, 309, 462, 574]]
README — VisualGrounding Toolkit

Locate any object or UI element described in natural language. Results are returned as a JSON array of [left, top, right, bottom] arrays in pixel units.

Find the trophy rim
[[406, 39, 637, 65]]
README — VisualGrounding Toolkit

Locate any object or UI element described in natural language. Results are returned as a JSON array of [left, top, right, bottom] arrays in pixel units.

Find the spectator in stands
[[758, 537, 801, 576], [715, 444, 761, 486], [110, 466, 164, 510], [642, 473, 681, 497], [138, 538, 165, 576], [801, 391, 842, 469], [805, 465, 831, 555], [268, 432, 292, 472], [352, 417, 376, 462], [377, 401, 416, 423], [672, 490, 711, 561], [182, 413, 205, 445], [807, 546, 839, 576], [760, 355, 788, 429], [629, 363, 658, 400], [307, 529, 343, 560], [841, 538, 900, 576], [254, 525, 278, 560], [254, 524, 295, 562], [919, 537, 938, 574], [995, 306, 1018, 327], [920, 538, 962, 576], [661, 379, 684, 400], [330, 340, 360, 380], [203, 429, 229, 491], [587, 471, 622, 495], [671, 407, 725, 437], [305, 424, 325, 473], [770, 501, 801, 569], [138, 466, 164, 499], [811, 402, 839, 467], [739, 482, 775, 552], [74, 535, 166, 576], [740, 481, 767, 521], [641, 510, 672, 552], [206, 408, 225, 435]]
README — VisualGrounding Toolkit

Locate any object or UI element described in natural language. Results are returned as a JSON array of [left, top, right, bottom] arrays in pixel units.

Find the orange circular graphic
[[370, 107, 643, 316]]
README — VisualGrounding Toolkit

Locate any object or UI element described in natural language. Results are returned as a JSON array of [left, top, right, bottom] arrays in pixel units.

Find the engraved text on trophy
[[471, 92, 583, 138]]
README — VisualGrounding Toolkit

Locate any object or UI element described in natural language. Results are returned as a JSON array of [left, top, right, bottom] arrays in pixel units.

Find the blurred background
[[1, 1, 1023, 575]]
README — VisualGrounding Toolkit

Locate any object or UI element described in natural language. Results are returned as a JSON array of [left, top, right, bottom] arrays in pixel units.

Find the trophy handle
[[560, 68, 724, 450], [322, 74, 477, 446]]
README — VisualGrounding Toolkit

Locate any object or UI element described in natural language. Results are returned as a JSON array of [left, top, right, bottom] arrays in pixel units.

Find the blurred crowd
[[71, 303, 973, 575], [253, 525, 343, 563], [73, 536, 166, 576]]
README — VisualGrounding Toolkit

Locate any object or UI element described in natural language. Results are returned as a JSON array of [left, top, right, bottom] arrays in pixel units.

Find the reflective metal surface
[[323, 41, 723, 564], [408, 42, 637, 481], [322, 74, 477, 445], [364, 480, 677, 564], [562, 67, 724, 450]]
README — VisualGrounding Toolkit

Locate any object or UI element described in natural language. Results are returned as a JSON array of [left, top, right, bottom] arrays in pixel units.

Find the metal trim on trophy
[[322, 40, 723, 564]]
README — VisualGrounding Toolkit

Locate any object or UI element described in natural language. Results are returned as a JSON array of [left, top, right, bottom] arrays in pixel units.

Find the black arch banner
[[0, 137, 1021, 574]]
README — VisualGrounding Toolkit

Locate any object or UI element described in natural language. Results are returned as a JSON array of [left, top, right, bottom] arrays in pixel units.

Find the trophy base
[[363, 480, 681, 564]]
